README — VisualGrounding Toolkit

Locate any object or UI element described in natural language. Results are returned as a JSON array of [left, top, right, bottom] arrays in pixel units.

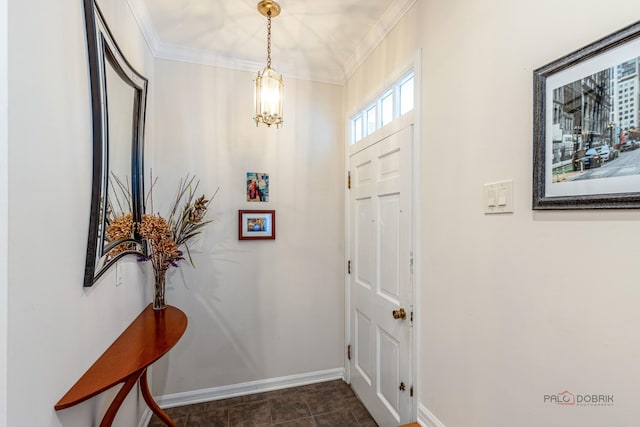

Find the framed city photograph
[[238, 210, 276, 240], [533, 21, 640, 209]]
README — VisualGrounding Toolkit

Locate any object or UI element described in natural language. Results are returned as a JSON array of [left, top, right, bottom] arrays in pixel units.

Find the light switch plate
[[484, 180, 513, 214]]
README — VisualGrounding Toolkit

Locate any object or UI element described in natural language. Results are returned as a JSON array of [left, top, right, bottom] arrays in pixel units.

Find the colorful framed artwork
[[533, 21, 640, 209], [247, 172, 269, 202], [238, 210, 276, 240]]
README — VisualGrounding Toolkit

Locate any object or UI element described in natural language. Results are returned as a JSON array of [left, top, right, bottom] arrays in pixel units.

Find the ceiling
[[127, 0, 416, 84]]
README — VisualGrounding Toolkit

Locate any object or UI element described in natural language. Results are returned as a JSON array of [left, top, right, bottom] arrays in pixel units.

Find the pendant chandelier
[[254, 0, 284, 128]]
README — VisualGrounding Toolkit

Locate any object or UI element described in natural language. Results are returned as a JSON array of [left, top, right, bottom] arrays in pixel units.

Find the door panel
[[349, 125, 413, 426], [378, 326, 401, 418], [355, 309, 372, 384], [379, 194, 401, 301], [355, 197, 373, 288]]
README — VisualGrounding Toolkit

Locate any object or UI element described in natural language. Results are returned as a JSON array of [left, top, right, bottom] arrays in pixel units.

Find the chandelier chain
[[266, 10, 272, 69]]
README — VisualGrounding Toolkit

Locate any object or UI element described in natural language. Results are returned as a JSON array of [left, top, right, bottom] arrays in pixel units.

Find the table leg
[[140, 367, 176, 427], [99, 370, 144, 427]]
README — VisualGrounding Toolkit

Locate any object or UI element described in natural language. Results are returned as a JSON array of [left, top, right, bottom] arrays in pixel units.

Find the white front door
[[348, 123, 414, 426]]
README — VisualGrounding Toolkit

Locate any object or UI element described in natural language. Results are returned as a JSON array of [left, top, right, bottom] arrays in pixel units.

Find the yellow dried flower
[[106, 213, 135, 257], [107, 213, 134, 240], [138, 214, 182, 271], [139, 214, 171, 241], [188, 195, 208, 223]]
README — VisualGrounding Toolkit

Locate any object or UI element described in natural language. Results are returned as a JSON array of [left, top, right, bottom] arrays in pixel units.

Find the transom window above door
[[350, 71, 414, 145]]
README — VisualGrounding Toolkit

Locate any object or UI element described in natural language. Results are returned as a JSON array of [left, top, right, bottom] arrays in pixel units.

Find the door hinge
[[347, 345, 352, 360], [348, 171, 351, 189], [410, 385, 414, 397], [348, 260, 351, 274], [411, 310, 414, 323], [399, 382, 406, 392]]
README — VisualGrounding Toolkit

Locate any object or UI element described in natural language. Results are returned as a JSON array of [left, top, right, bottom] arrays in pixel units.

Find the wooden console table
[[55, 304, 188, 427]]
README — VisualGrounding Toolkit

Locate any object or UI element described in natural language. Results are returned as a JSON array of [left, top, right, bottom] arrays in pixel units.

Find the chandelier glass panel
[[254, 0, 284, 128]]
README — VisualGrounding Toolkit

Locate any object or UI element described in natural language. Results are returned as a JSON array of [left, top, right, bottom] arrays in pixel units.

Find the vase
[[153, 270, 167, 310]]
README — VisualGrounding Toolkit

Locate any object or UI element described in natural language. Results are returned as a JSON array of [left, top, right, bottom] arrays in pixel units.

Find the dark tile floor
[[148, 379, 378, 427]]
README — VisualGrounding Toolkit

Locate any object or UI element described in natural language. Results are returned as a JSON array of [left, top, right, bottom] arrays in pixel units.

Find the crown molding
[[125, 0, 415, 85], [153, 42, 347, 85], [343, 0, 417, 80], [155, 42, 264, 74], [126, 0, 161, 53], [154, 43, 346, 85]]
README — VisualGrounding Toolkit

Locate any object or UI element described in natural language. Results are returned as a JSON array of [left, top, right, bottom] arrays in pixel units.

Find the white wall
[[7, 0, 153, 425], [417, 0, 640, 426], [150, 60, 345, 395], [0, 0, 8, 425]]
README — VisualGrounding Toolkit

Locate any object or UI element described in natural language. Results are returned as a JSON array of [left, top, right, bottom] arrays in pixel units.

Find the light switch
[[484, 180, 514, 214], [498, 188, 507, 206], [487, 189, 497, 207]]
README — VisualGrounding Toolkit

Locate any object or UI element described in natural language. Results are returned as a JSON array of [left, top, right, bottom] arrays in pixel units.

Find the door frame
[[344, 49, 422, 421]]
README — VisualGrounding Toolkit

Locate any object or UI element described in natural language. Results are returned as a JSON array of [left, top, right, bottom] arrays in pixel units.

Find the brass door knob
[[392, 308, 407, 320]]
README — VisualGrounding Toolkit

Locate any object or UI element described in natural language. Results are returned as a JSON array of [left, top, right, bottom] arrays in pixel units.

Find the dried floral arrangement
[[104, 174, 137, 257], [106, 174, 216, 308], [140, 175, 216, 281]]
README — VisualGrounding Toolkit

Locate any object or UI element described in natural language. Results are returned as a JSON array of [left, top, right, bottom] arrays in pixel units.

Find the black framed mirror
[[82, 0, 147, 287]]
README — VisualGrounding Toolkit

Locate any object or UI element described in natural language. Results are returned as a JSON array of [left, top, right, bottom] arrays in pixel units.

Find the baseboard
[[138, 368, 345, 426], [138, 410, 152, 427], [417, 403, 447, 427], [138, 368, 345, 425]]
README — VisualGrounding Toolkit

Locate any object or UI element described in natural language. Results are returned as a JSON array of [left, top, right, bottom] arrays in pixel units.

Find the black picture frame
[[533, 21, 640, 210]]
